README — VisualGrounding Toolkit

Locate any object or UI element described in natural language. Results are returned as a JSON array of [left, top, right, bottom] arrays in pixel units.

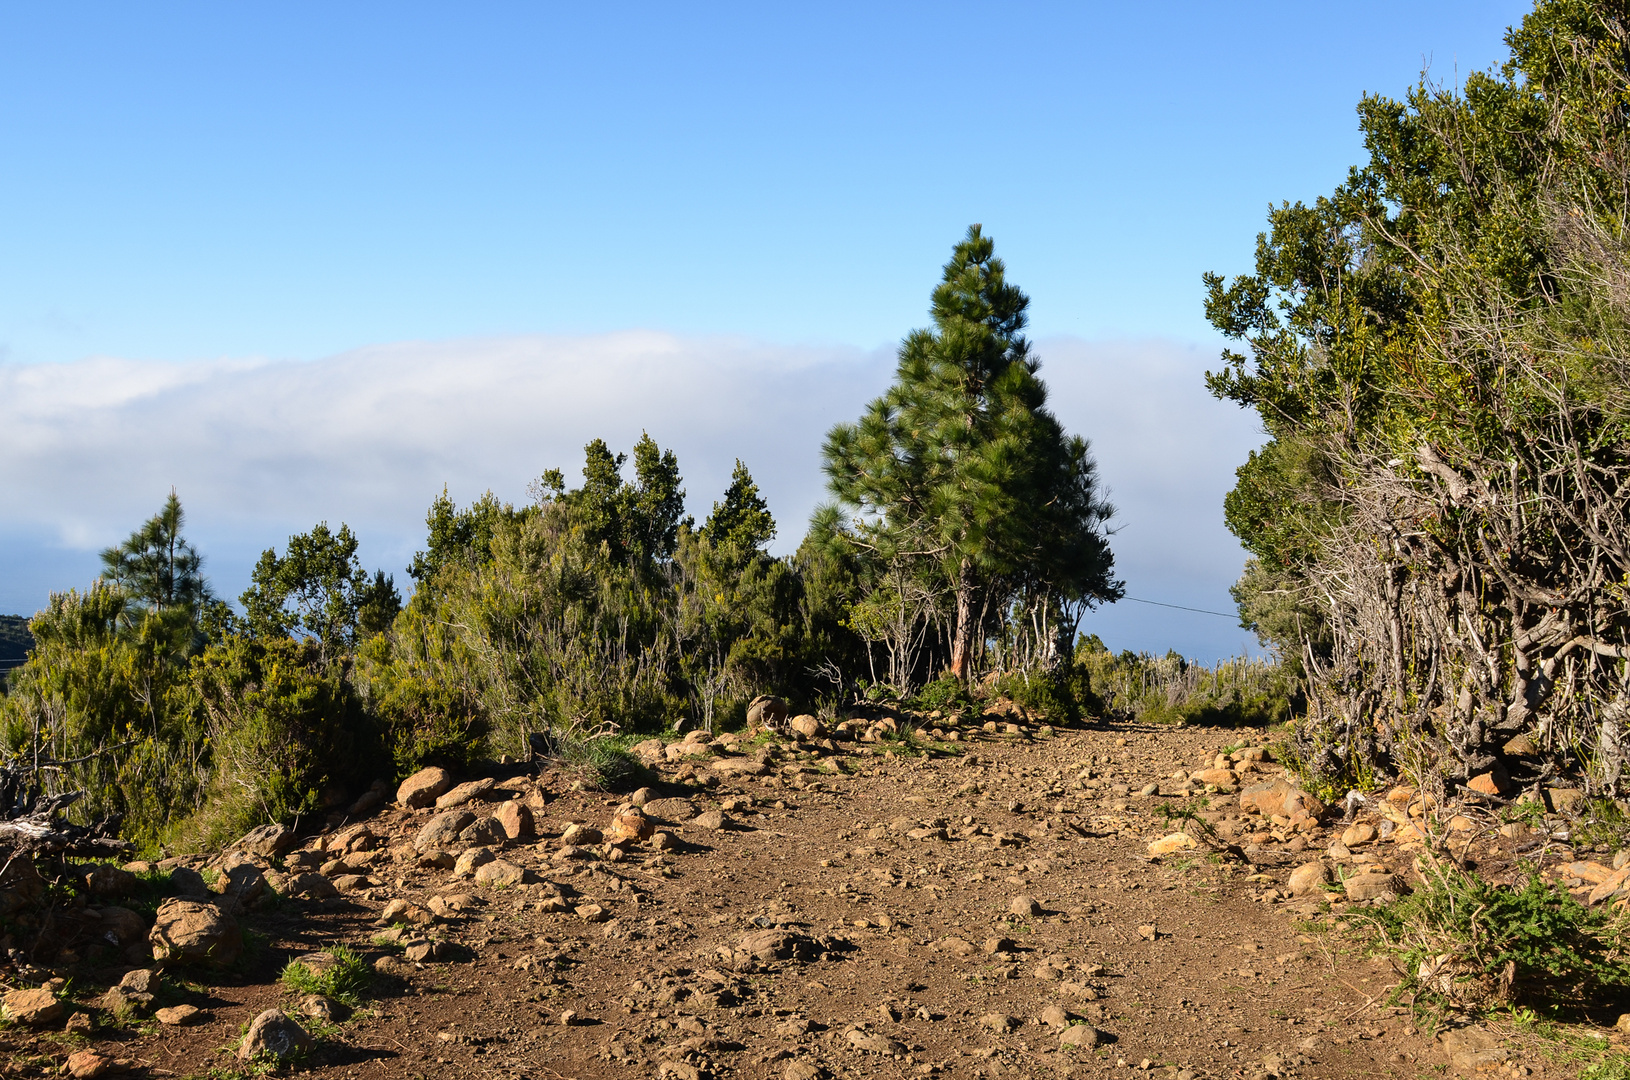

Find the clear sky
[[0, 1, 1534, 657]]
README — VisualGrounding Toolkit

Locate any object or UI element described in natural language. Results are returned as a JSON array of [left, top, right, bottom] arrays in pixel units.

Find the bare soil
[[1, 717, 1610, 1079]]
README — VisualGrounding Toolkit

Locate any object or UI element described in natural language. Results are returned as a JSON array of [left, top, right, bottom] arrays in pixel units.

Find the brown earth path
[[2, 719, 1552, 1079]]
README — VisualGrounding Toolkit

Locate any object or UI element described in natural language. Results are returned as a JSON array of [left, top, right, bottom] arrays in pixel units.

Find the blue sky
[[0, 1, 1532, 657]]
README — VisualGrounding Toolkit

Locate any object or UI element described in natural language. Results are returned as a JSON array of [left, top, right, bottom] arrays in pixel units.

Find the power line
[[1121, 595, 1238, 620]]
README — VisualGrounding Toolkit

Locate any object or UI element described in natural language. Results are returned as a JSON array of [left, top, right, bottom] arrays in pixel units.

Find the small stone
[[1009, 894, 1041, 917], [939, 936, 976, 957], [1467, 768, 1509, 796], [378, 898, 436, 927], [1148, 832, 1199, 857], [630, 786, 655, 806], [1344, 869, 1404, 902], [846, 1030, 906, 1054], [65, 1011, 94, 1034], [156, 1003, 204, 1025], [2, 987, 62, 1026], [609, 806, 655, 843], [1287, 861, 1331, 895], [979, 1012, 1017, 1032], [983, 936, 1015, 955], [235, 823, 296, 858], [238, 1008, 313, 1062], [694, 810, 728, 830], [784, 1062, 824, 1080], [1137, 924, 1159, 941], [119, 969, 158, 994], [1039, 1004, 1071, 1029], [575, 903, 609, 922], [283, 872, 340, 899], [298, 995, 347, 1022], [1059, 1023, 1104, 1048], [652, 831, 676, 851], [473, 859, 528, 887], [1340, 823, 1376, 848], [559, 823, 603, 845], [1447, 815, 1475, 832], [64, 1051, 133, 1079]]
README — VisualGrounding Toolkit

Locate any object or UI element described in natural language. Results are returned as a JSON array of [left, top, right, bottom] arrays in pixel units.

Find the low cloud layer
[[0, 332, 1265, 658]]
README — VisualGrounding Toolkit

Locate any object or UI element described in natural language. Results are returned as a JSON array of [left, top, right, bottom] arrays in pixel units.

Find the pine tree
[[822, 226, 1119, 681], [702, 460, 776, 552], [99, 490, 212, 615]]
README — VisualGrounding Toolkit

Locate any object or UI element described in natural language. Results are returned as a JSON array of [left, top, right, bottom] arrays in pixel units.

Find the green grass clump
[[278, 945, 373, 1006], [1368, 860, 1630, 1016]]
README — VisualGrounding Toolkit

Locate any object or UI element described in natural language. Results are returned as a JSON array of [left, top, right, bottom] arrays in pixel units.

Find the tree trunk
[[950, 559, 975, 680]]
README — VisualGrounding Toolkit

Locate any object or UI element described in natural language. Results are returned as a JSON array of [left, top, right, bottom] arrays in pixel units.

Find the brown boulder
[[3, 987, 63, 1025], [414, 809, 477, 850], [494, 800, 534, 841], [746, 694, 788, 731], [234, 823, 295, 858], [609, 806, 655, 843], [397, 766, 453, 809], [436, 777, 497, 809], [1239, 778, 1324, 819], [238, 1008, 313, 1062], [149, 898, 243, 967], [82, 863, 136, 898]]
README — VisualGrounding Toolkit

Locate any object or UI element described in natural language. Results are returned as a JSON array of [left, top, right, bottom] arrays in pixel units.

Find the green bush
[[993, 670, 1081, 724], [1370, 861, 1630, 1014], [912, 673, 973, 715]]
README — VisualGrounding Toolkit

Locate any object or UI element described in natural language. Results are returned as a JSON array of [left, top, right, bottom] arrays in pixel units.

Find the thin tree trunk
[[950, 558, 975, 680]]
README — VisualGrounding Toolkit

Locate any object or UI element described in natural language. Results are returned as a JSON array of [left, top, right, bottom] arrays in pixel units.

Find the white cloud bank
[[0, 332, 1266, 658]]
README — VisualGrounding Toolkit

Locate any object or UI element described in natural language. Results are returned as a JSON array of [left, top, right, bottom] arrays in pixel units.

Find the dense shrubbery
[[1208, 0, 1630, 799], [1071, 636, 1299, 728]]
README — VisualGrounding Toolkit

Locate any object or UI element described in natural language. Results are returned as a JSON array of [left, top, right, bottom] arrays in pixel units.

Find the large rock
[[712, 757, 770, 777], [0, 853, 45, 917], [3, 987, 63, 1026], [1343, 869, 1406, 902], [436, 777, 497, 809], [494, 800, 534, 841], [81, 863, 136, 898], [397, 766, 454, 809], [609, 806, 654, 843], [1239, 778, 1324, 819], [1287, 861, 1331, 895], [746, 694, 788, 731], [235, 823, 295, 859], [473, 859, 530, 887], [283, 872, 339, 899], [458, 816, 508, 847], [238, 1009, 313, 1062], [737, 929, 819, 962], [789, 714, 824, 740], [1059, 1023, 1104, 1048], [415, 809, 477, 850], [95, 906, 151, 947], [149, 899, 243, 967]]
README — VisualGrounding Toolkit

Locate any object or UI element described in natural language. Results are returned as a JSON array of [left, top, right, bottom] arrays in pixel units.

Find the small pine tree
[[702, 460, 776, 552]]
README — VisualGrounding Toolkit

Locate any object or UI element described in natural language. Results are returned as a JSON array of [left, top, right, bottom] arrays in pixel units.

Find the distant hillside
[[0, 614, 34, 672]]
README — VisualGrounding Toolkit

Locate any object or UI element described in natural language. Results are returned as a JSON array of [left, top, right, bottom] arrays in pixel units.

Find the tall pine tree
[[822, 226, 1119, 681]]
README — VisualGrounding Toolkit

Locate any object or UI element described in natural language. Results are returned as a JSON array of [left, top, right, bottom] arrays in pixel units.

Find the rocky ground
[[2, 710, 1627, 1080]]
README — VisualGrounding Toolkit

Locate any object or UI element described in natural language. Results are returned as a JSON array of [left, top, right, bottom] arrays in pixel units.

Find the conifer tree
[[703, 460, 776, 552], [822, 226, 1119, 681], [99, 490, 212, 616]]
